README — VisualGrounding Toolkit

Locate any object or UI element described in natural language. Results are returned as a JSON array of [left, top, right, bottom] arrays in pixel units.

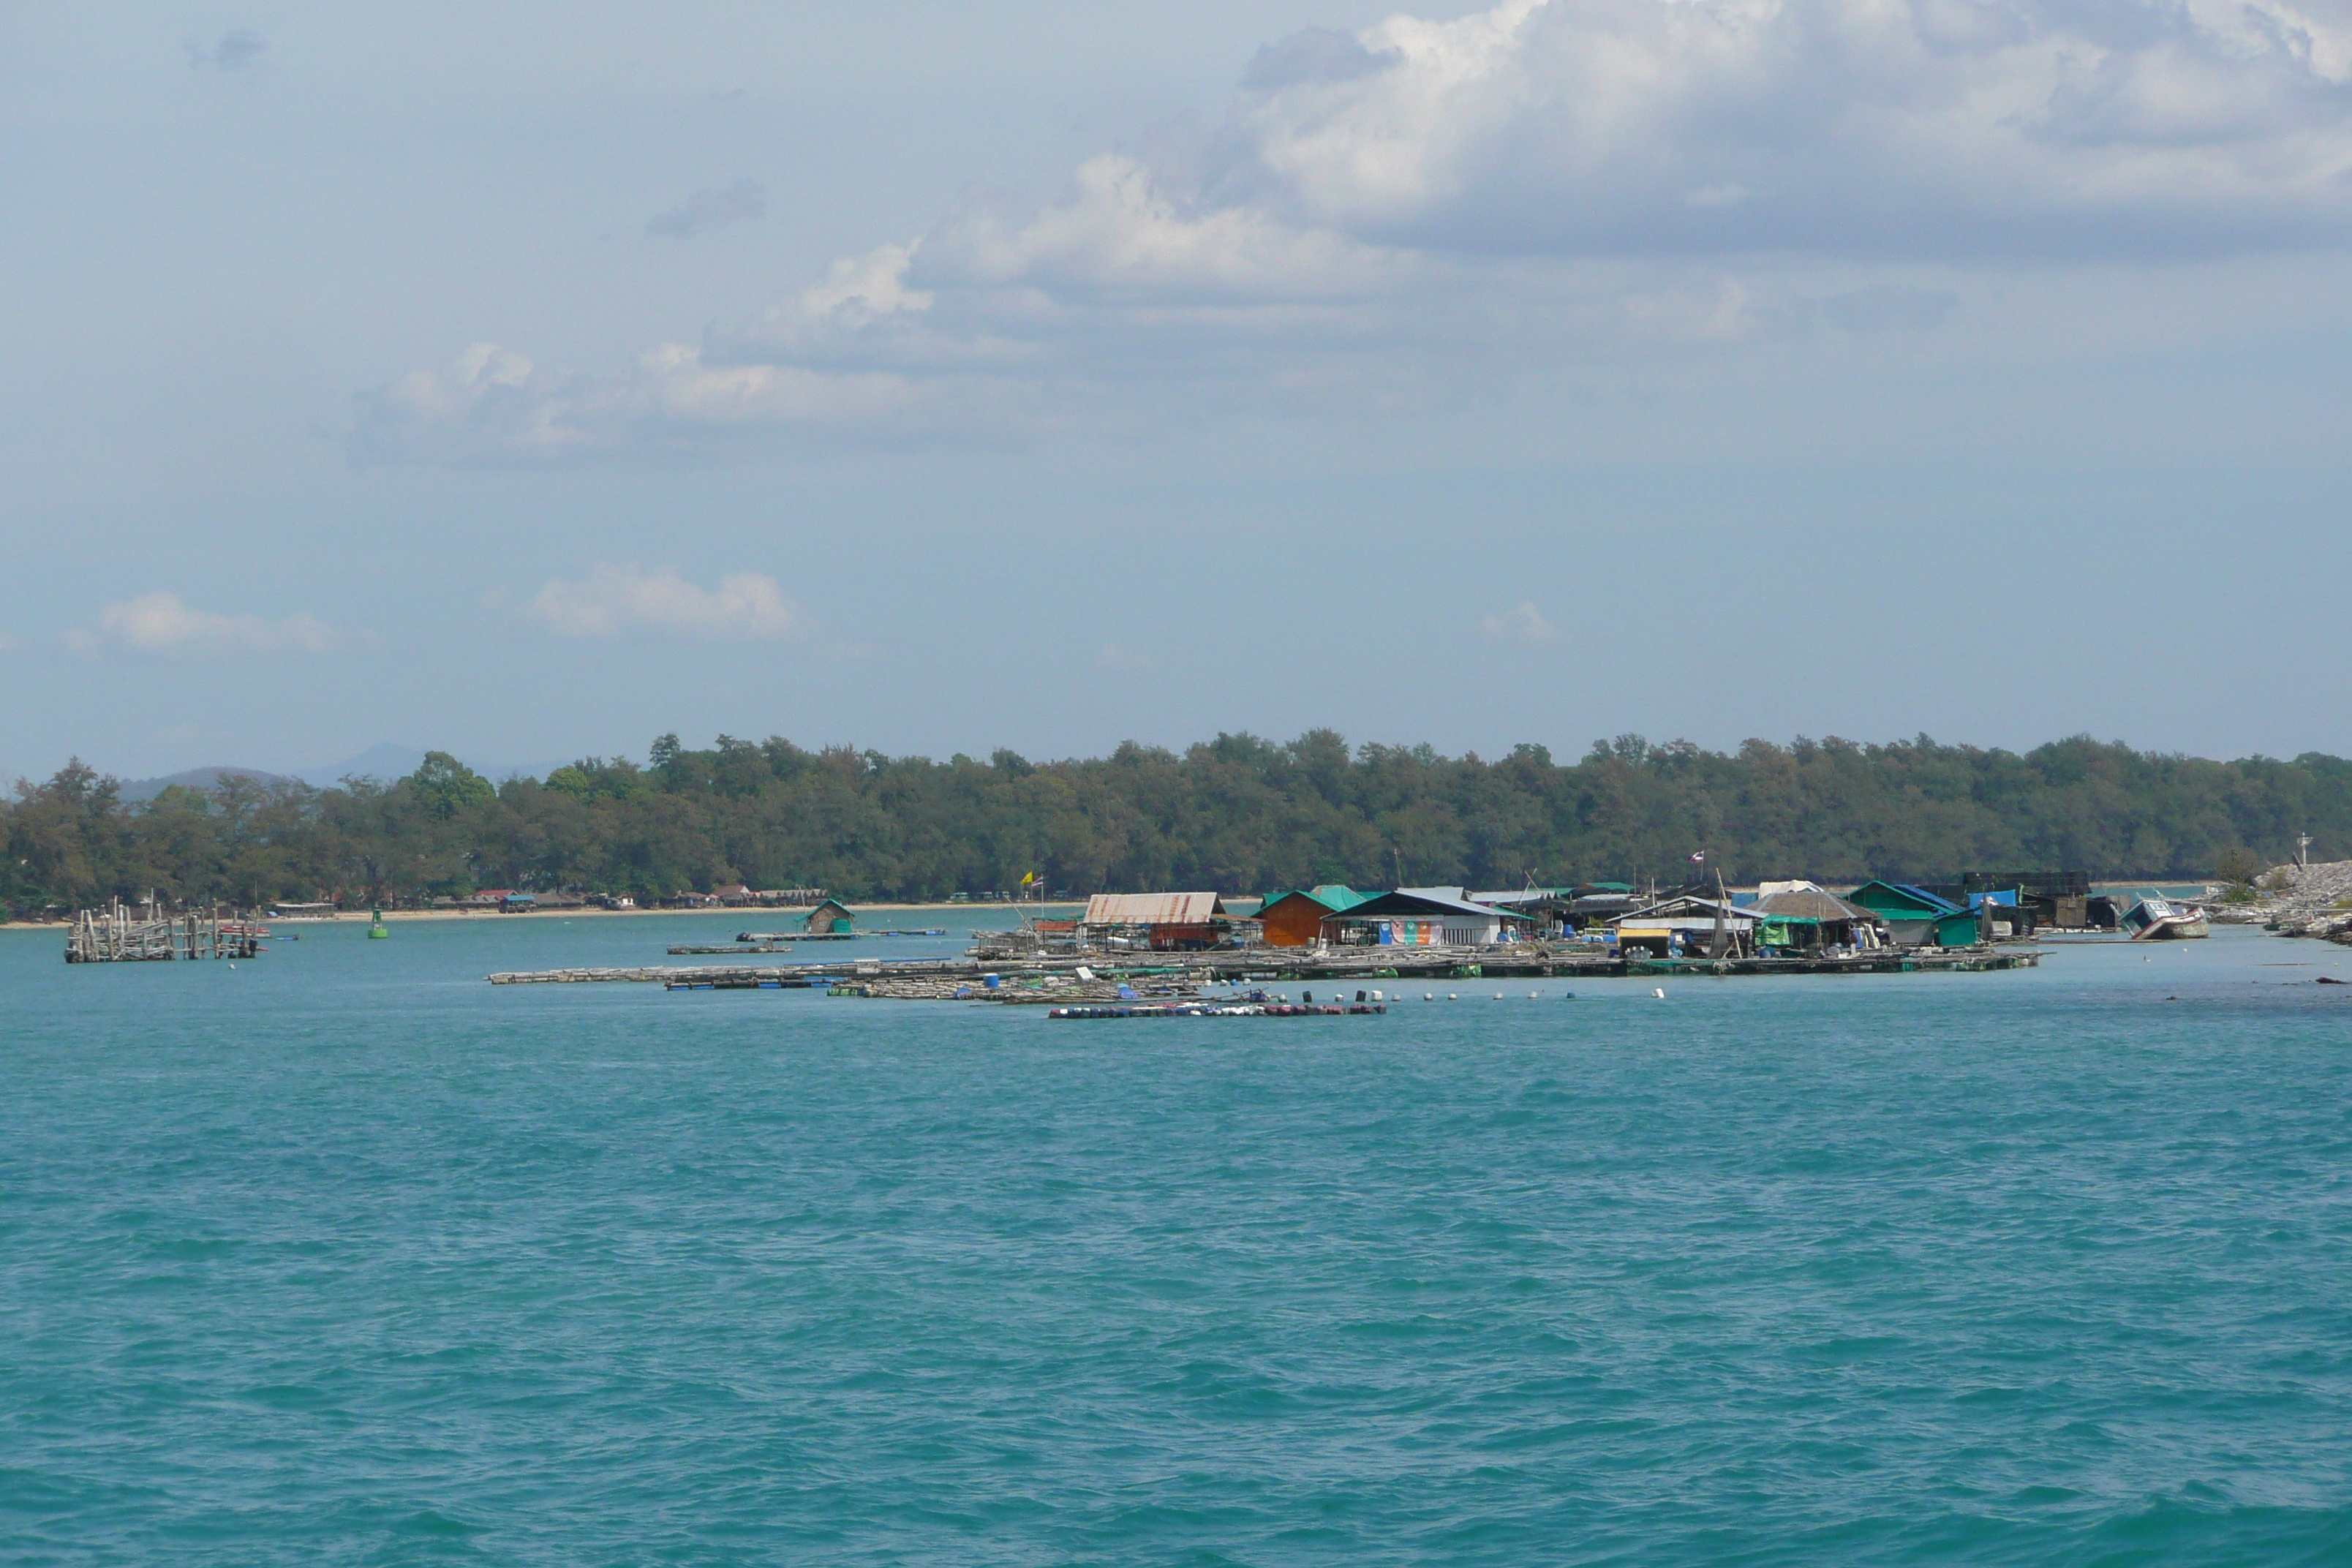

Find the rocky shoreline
[[2205, 859, 2352, 943]]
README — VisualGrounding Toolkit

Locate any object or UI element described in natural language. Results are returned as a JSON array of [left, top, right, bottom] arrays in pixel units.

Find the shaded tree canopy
[[5, 731, 2345, 913]]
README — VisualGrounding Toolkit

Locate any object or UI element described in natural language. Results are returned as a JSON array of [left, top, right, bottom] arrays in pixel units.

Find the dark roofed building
[[1322, 889, 1535, 948]]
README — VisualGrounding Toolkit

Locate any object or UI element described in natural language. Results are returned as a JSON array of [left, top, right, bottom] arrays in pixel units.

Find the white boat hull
[[2129, 913, 2209, 941]]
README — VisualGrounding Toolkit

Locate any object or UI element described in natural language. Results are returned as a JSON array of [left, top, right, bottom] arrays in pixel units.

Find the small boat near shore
[[2123, 897, 2210, 941]]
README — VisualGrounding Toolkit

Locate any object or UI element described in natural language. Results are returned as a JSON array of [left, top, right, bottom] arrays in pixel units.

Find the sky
[[5, 0, 2351, 784]]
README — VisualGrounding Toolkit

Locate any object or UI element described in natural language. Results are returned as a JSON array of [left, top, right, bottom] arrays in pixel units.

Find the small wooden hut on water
[[801, 897, 856, 935]]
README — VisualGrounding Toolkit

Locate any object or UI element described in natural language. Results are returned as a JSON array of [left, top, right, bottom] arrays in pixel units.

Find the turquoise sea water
[[4, 915, 2351, 1565]]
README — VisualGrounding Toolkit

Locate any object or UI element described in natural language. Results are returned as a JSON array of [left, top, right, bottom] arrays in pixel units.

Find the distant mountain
[[117, 745, 570, 801], [117, 766, 296, 804], [293, 743, 429, 787]]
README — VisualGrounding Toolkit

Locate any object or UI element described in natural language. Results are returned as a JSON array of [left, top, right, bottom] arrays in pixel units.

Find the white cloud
[[350, 342, 568, 464], [1479, 602, 1556, 644], [349, 340, 921, 465], [66, 592, 341, 656], [1226, 0, 2352, 254], [916, 155, 1397, 299], [354, 0, 2352, 464], [800, 243, 935, 322], [522, 565, 797, 639]]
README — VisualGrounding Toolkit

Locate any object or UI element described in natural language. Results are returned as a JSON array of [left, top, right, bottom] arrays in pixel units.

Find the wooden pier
[[66, 900, 261, 963], [488, 941, 2040, 989]]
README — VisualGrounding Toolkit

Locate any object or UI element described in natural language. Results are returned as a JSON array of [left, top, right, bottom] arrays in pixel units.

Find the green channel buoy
[[368, 908, 389, 939]]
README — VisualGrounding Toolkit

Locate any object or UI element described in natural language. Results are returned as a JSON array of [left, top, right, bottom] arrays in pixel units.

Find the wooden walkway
[[488, 942, 2040, 987]]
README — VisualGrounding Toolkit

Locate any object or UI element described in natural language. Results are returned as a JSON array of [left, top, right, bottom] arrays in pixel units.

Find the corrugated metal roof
[[1751, 886, 1880, 922], [1260, 885, 1371, 913], [1084, 892, 1224, 924]]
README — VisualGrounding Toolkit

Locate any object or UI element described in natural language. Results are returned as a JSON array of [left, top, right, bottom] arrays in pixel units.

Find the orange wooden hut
[[1254, 886, 1370, 947]]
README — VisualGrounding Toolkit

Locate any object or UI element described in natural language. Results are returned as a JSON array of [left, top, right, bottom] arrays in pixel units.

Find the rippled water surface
[[5, 915, 2351, 1564]]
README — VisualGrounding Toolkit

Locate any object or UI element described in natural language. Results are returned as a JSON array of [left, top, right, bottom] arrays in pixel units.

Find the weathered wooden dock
[[66, 900, 260, 963]]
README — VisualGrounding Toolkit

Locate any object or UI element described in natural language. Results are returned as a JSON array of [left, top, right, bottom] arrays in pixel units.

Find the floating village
[[46, 869, 2271, 1016], [50, 872, 2231, 998], [453, 872, 2225, 1017]]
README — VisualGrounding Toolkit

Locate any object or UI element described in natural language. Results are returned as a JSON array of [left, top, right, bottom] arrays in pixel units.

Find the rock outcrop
[[2207, 860, 2352, 943]]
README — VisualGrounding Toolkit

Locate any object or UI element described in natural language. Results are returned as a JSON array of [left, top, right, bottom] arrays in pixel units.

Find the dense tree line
[[6, 731, 2348, 915]]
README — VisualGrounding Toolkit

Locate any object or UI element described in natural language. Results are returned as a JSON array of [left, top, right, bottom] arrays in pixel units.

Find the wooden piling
[[64, 898, 260, 962]]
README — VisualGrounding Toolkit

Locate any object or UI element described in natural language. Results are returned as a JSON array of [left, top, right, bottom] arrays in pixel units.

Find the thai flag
[[1689, 851, 1705, 863]]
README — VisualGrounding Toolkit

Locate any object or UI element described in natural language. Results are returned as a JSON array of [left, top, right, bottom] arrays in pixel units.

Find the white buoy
[[1652, 986, 1665, 998], [1529, 992, 1538, 999], [1493, 992, 1504, 1000], [1448, 992, 1458, 1000], [1424, 992, 1434, 1001]]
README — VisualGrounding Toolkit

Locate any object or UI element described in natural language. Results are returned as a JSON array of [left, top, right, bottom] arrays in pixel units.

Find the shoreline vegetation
[[6, 730, 2346, 919]]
